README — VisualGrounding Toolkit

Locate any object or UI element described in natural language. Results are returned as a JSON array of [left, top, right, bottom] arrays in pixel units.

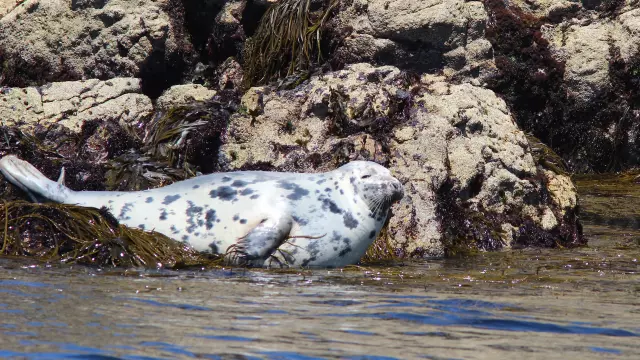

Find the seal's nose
[[390, 178, 404, 202]]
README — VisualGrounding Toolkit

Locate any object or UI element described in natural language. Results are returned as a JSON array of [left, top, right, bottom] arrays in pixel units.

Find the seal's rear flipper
[[225, 216, 294, 267], [0, 155, 71, 203]]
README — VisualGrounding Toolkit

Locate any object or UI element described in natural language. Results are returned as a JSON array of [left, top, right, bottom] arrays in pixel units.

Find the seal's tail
[[0, 155, 72, 203]]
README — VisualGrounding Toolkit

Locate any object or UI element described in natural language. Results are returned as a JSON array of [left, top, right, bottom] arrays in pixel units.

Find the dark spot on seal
[[321, 198, 342, 214], [170, 225, 180, 234], [162, 194, 181, 205], [239, 219, 247, 224], [186, 202, 203, 216], [108, 200, 113, 204], [205, 209, 217, 230], [185, 201, 204, 233], [182, 235, 189, 242], [159, 209, 168, 220], [350, 177, 356, 184], [343, 212, 359, 229], [277, 181, 310, 200], [209, 186, 237, 201], [333, 247, 338, 251], [316, 179, 326, 184], [331, 231, 341, 243], [240, 188, 254, 196], [338, 246, 352, 257], [138, 224, 145, 230], [209, 242, 219, 254], [231, 180, 249, 187], [307, 241, 321, 258], [292, 215, 309, 225], [192, 185, 200, 189], [250, 194, 260, 199], [325, 187, 331, 192], [118, 202, 135, 221], [340, 189, 344, 195], [233, 214, 240, 221], [369, 230, 376, 239], [145, 197, 154, 203], [221, 176, 232, 182]]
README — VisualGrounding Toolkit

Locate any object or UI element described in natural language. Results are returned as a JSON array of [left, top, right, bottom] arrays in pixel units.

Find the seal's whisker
[[281, 239, 305, 250], [286, 233, 327, 240]]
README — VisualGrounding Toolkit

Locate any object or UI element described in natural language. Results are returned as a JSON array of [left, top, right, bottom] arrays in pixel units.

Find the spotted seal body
[[0, 155, 403, 268]]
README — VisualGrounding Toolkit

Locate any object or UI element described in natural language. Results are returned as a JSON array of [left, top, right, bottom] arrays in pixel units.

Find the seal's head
[[338, 161, 404, 218]]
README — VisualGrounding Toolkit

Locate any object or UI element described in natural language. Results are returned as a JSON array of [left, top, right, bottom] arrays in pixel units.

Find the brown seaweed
[[0, 201, 219, 269]]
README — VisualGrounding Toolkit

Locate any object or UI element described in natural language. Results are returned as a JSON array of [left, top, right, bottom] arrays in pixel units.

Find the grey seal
[[0, 155, 403, 268]]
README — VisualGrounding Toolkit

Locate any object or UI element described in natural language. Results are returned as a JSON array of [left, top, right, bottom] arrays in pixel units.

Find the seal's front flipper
[[226, 216, 293, 267], [0, 155, 72, 203]]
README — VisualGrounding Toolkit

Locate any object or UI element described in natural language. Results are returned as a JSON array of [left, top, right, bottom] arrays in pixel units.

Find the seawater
[[0, 176, 638, 359]]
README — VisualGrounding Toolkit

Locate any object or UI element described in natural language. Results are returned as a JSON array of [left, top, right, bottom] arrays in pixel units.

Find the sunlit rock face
[[218, 64, 583, 257]]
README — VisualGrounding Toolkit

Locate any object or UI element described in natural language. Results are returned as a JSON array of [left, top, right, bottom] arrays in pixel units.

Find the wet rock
[[219, 64, 583, 257]]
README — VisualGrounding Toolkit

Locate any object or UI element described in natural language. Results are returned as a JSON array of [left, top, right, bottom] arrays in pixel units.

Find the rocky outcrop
[[0, 0, 193, 95], [540, 4, 640, 106], [0, 0, 591, 262], [484, 0, 640, 172], [155, 84, 218, 110], [219, 63, 583, 256], [1, 78, 153, 132], [327, 0, 496, 84]]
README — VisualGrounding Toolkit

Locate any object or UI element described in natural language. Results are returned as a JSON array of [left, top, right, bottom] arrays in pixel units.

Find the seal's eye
[[361, 175, 371, 179]]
